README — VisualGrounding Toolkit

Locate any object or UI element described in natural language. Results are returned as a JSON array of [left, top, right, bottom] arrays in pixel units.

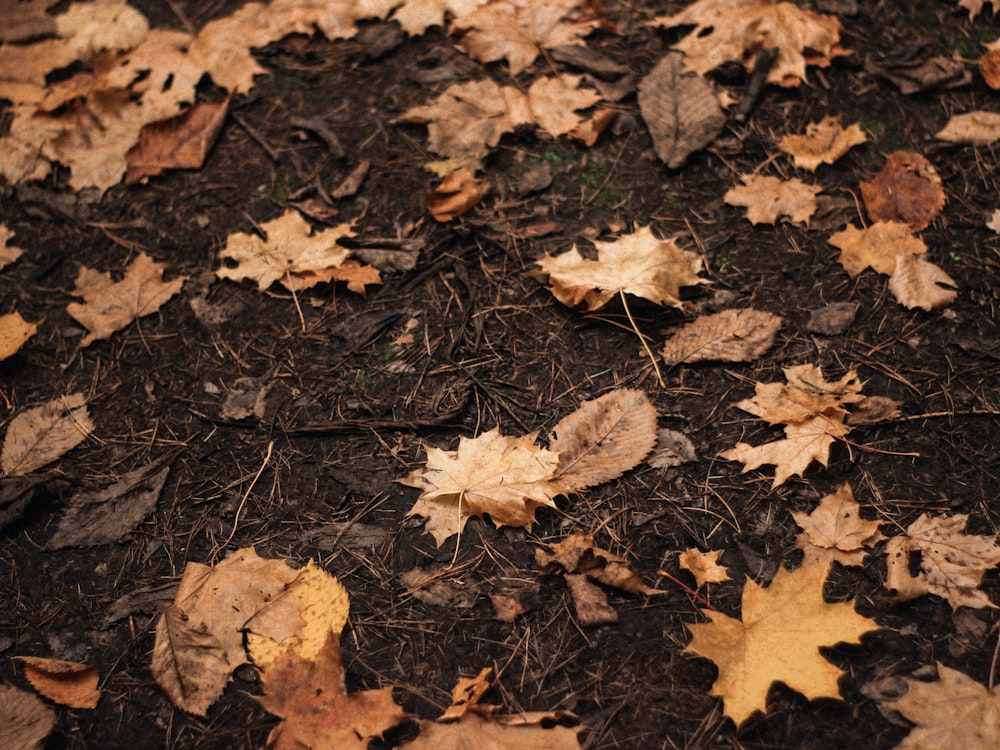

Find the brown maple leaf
[[724, 174, 822, 225], [884, 513, 1000, 610], [860, 151, 946, 231], [685, 562, 880, 725], [791, 483, 885, 566], [778, 116, 867, 171]]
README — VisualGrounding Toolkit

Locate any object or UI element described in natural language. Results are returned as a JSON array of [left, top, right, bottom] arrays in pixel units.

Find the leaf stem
[[659, 569, 718, 612], [619, 290, 665, 387]]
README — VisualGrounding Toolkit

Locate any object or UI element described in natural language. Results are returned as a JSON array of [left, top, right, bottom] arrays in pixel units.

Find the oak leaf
[[724, 174, 822, 225], [661, 308, 782, 365], [533, 225, 706, 311], [778, 116, 867, 171], [0, 224, 24, 270], [860, 151, 946, 231], [888, 663, 1000, 749], [790, 483, 885, 566], [679, 549, 731, 586], [257, 632, 406, 750], [1, 393, 93, 477], [0, 312, 38, 361], [0, 681, 56, 750], [548, 388, 658, 491], [884, 513, 1000, 610], [399, 428, 564, 546], [650, 0, 846, 87], [16, 656, 100, 709], [936, 111, 1000, 145], [67, 252, 187, 347], [685, 562, 880, 725]]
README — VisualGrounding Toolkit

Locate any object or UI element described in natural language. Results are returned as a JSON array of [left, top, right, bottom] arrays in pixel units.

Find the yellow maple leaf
[[685, 562, 880, 725], [790, 483, 885, 566], [778, 116, 867, 171], [724, 174, 822, 225], [533, 225, 706, 311], [679, 548, 731, 586], [828, 221, 927, 277]]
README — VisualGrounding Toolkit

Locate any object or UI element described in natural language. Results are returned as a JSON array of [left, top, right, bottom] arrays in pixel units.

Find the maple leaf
[[0, 312, 38, 361], [650, 0, 846, 87], [0, 681, 56, 750], [1, 393, 93, 477], [661, 308, 783, 365], [679, 548, 731, 586], [860, 151, 946, 231], [257, 632, 406, 750], [16, 657, 100, 709], [790, 483, 885, 566], [399, 428, 564, 546], [724, 174, 822, 225], [454, 0, 598, 75], [685, 562, 880, 725], [391, 0, 488, 35], [935, 111, 1000, 146], [888, 663, 1000, 749], [533, 225, 706, 311], [778, 116, 867, 171], [884, 513, 1000, 610], [828, 221, 927, 277], [67, 252, 187, 347]]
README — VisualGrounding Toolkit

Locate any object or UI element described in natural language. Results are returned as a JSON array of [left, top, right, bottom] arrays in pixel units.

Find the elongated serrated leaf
[[1, 393, 93, 476]]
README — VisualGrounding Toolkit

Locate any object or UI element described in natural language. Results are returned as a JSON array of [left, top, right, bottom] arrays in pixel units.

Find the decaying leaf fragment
[[685, 562, 880, 725], [790, 483, 885, 566], [679, 549, 731, 586], [0, 224, 24, 270], [426, 167, 489, 222], [860, 151, 946, 231], [778, 116, 867, 171], [391, 0, 489, 35], [17, 656, 101, 709], [67, 252, 188, 347], [1, 393, 93, 477], [884, 513, 1000, 610], [0, 312, 38, 360], [724, 174, 822, 225], [0, 681, 56, 750], [661, 308, 783, 365], [533, 225, 706, 311], [888, 663, 1000, 749], [935, 111, 1000, 146]]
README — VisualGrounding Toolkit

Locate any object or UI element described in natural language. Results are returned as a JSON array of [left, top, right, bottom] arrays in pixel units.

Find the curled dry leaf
[[724, 174, 822, 225], [0, 311, 38, 360], [426, 167, 489, 222], [679, 549, 731, 586], [661, 308, 783, 365], [860, 151, 945, 231], [778, 116, 867, 171], [790, 483, 884, 566], [548, 388, 658, 491], [1, 393, 93, 477], [400, 563, 480, 609], [17, 656, 101, 709], [536, 531, 659, 596], [0, 681, 56, 750], [935, 111, 1000, 146]]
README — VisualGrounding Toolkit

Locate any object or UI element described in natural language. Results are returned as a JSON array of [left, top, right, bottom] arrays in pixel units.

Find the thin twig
[[216, 440, 274, 559], [285, 269, 307, 333], [659, 570, 718, 612], [619, 289, 665, 387]]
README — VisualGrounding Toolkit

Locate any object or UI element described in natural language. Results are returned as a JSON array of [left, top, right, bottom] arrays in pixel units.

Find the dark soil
[[2, 1, 1000, 748]]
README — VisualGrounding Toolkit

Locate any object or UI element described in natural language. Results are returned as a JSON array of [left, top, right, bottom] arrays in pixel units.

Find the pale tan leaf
[[660, 308, 782, 364], [888, 252, 957, 311], [958, 0, 999, 20], [0, 681, 56, 750], [0, 312, 38, 360], [724, 174, 822, 225], [648, 428, 698, 468], [67, 252, 187, 347], [392, 0, 488, 34], [0, 224, 24, 270], [679, 549, 731, 586], [685, 562, 880, 725], [828, 221, 927, 277], [54, 0, 149, 57], [936, 111, 1000, 146], [889, 664, 1000, 749], [536, 531, 659, 596], [860, 151, 946, 232], [989, 208, 1000, 234], [548, 388, 658, 491], [17, 656, 100, 709], [526, 74, 602, 137], [563, 573, 618, 626], [884, 513, 1000, 610], [533, 225, 706, 311], [2, 393, 93, 477], [778, 116, 867, 171], [790, 483, 884, 566]]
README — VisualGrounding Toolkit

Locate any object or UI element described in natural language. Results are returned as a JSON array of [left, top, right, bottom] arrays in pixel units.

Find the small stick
[[659, 570, 718, 612], [619, 290, 665, 388], [733, 48, 778, 124], [217, 440, 274, 558]]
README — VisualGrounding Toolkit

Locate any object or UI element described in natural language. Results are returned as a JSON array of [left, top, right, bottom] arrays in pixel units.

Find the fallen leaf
[[637, 52, 726, 168], [867, 56, 972, 94], [0, 681, 56, 750], [888, 663, 1000, 749], [660, 308, 783, 364], [887, 252, 957, 311], [533, 225, 706, 311], [400, 563, 481, 609], [46, 458, 171, 549], [778, 116, 867, 171], [828, 221, 927, 278], [648, 428, 698, 469], [650, 0, 846, 87], [807, 302, 858, 335], [151, 548, 300, 715], [845, 395, 902, 425], [537, 531, 659, 596], [399, 428, 563, 546], [548, 389, 658, 491], [860, 151, 946, 231], [790, 483, 885, 566], [220, 374, 274, 421], [724, 174, 822, 225], [935, 111, 1000, 146], [17, 656, 100, 709], [679, 549, 731, 586], [989, 209, 1000, 234], [489, 579, 539, 622], [981, 38, 1000, 89], [427, 167, 489, 221], [67, 252, 187, 347], [0, 312, 38, 360], [567, 107, 618, 147], [959, 0, 999, 19], [563, 573, 619, 625], [1, 0, 58, 43], [257, 632, 406, 750], [1, 393, 93, 477], [392, 0, 489, 35], [0, 224, 24, 270], [685, 561, 880, 725], [884, 513, 1000, 610]]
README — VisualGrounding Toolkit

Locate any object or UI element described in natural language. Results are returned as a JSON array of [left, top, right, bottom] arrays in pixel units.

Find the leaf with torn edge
[[67, 252, 187, 348], [867, 56, 971, 95], [778, 116, 867, 171], [860, 151, 945, 231], [0, 682, 56, 750], [661, 308, 782, 365], [637, 52, 726, 169], [17, 656, 100, 709], [884, 513, 1000, 610], [685, 562, 880, 725], [532, 225, 706, 311], [724, 174, 822, 225], [790, 483, 884, 566], [46, 457, 171, 549], [679, 549, 731, 586], [2, 393, 93, 477], [0, 312, 38, 360], [399, 428, 563, 546], [548, 388, 658, 491]]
